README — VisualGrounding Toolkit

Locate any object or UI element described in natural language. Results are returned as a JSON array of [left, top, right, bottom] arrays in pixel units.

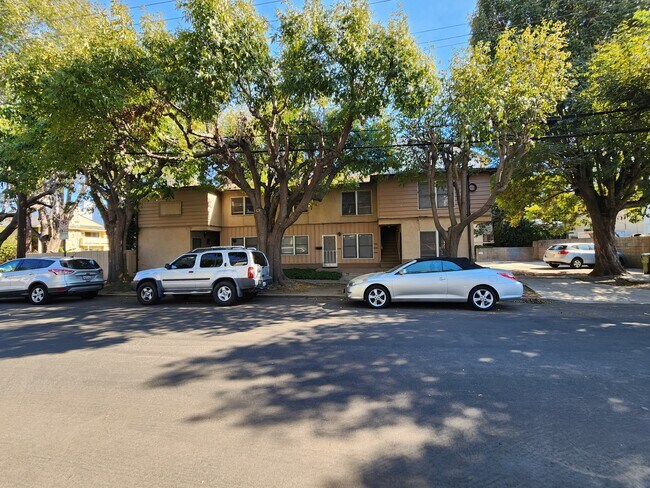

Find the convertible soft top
[[414, 257, 483, 270]]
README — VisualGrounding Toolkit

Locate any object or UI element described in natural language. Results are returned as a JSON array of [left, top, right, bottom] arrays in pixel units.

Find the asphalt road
[[0, 296, 648, 488]]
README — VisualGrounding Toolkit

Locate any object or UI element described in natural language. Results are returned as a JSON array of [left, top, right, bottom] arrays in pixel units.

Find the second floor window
[[231, 237, 258, 248], [231, 196, 254, 215], [342, 190, 372, 215], [418, 182, 450, 209]]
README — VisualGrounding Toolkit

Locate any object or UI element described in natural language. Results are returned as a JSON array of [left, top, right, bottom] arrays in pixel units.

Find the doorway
[[380, 225, 401, 266]]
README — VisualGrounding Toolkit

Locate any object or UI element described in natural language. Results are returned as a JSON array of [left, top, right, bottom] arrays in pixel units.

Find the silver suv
[[131, 246, 273, 306], [0, 257, 104, 304]]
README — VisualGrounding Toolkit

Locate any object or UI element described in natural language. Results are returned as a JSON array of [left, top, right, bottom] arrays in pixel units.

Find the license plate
[[82, 274, 92, 281]]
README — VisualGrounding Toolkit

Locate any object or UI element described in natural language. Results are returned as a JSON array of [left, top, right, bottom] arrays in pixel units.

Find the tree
[[472, 0, 649, 276], [2, 1, 191, 281], [407, 22, 572, 257], [151, 0, 436, 284]]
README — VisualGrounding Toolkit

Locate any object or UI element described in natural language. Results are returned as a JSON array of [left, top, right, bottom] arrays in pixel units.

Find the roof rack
[[190, 245, 257, 252]]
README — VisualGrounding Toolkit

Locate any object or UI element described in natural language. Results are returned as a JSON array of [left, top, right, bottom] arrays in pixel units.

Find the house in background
[[137, 173, 494, 272], [31, 212, 110, 252], [568, 208, 650, 239]]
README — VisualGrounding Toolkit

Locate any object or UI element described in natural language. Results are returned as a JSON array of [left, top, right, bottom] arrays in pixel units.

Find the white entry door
[[322, 235, 338, 268]]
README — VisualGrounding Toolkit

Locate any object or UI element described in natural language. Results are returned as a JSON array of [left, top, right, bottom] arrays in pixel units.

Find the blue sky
[[108, 0, 478, 71]]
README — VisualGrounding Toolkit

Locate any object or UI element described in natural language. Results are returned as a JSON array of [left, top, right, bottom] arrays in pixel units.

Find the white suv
[[131, 246, 273, 305]]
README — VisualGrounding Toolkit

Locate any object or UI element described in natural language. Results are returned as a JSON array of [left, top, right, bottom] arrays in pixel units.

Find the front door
[[322, 235, 338, 268], [0, 260, 22, 293]]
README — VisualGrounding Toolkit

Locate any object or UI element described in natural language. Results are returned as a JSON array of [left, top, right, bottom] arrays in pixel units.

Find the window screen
[[418, 182, 432, 209], [342, 235, 358, 258], [294, 236, 309, 255], [358, 234, 373, 258], [231, 197, 244, 215], [356, 191, 372, 215]]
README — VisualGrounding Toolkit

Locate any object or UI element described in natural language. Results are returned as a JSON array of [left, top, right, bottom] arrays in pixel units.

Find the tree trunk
[[254, 212, 287, 285], [16, 193, 27, 258], [0, 214, 18, 249], [588, 206, 625, 276], [441, 227, 464, 258], [101, 208, 133, 284]]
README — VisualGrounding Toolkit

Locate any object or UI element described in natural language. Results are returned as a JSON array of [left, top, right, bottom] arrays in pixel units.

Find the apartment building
[[137, 173, 493, 271]]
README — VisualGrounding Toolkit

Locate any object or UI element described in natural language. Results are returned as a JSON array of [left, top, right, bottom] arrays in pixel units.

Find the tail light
[[248, 266, 255, 279], [48, 269, 75, 275], [558, 250, 570, 255], [498, 272, 517, 281]]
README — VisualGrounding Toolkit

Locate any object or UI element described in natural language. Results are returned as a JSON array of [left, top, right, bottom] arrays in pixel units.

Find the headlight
[[350, 277, 368, 286]]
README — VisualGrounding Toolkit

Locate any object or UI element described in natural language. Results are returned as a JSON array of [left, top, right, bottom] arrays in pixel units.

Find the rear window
[[549, 245, 567, 251], [252, 252, 268, 266], [228, 252, 248, 266], [61, 259, 101, 270]]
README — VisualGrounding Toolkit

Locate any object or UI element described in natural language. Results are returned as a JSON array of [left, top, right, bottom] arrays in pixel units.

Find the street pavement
[[0, 295, 648, 487]]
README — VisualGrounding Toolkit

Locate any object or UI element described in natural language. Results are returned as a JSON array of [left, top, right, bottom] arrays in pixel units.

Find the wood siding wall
[[139, 189, 214, 229], [376, 174, 493, 221], [221, 222, 381, 265]]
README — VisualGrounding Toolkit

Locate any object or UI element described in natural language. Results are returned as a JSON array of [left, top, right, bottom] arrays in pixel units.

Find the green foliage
[[487, 206, 566, 247], [284, 268, 342, 280], [0, 240, 17, 263]]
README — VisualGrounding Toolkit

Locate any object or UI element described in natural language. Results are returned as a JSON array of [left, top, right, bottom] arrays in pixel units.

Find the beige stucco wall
[[138, 227, 195, 270], [391, 218, 472, 261]]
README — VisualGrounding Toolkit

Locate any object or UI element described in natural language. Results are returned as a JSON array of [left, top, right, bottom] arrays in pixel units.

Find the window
[[18, 259, 55, 270], [342, 233, 373, 259], [0, 260, 20, 273], [418, 182, 451, 209], [60, 259, 100, 270], [281, 235, 309, 255], [441, 260, 462, 272], [85, 232, 100, 238], [231, 197, 254, 215], [228, 252, 248, 266], [171, 254, 196, 269], [341, 190, 372, 215], [200, 253, 223, 268], [231, 237, 257, 248], [403, 260, 442, 274], [252, 252, 268, 266], [419, 231, 438, 258]]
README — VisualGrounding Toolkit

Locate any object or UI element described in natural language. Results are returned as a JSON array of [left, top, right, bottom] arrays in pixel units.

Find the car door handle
[[188, 271, 194, 274]]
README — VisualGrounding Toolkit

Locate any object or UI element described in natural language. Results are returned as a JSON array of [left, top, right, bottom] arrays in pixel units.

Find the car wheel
[[549, 263, 560, 268], [570, 257, 583, 269], [137, 282, 160, 305], [365, 285, 390, 309], [213, 281, 237, 306], [28, 284, 49, 305], [80, 291, 98, 299], [469, 286, 497, 311]]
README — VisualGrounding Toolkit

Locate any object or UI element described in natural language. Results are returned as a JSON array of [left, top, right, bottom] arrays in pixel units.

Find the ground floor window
[[342, 233, 373, 259], [231, 236, 258, 248], [282, 235, 309, 255], [419, 231, 438, 258]]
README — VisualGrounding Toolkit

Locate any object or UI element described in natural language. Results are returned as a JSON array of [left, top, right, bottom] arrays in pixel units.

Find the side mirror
[[164, 263, 171, 270], [397, 269, 406, 275]]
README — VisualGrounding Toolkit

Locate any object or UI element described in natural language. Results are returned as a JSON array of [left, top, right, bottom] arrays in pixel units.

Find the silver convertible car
[[346, 258, 523, 311]]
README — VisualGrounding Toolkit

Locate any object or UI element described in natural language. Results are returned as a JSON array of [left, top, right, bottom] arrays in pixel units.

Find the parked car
[[0, 257, 104, 304], [131, 246, 273, 306], [346, 258, 523, 311], [543, 243, 625, 269]]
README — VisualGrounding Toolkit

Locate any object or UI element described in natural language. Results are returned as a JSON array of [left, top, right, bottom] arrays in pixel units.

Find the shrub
[[284, 268, 342, 280], [0, 242, 17, 263]]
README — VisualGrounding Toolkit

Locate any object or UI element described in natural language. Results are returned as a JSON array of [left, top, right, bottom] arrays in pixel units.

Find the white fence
[[26, 250, 137, 280]]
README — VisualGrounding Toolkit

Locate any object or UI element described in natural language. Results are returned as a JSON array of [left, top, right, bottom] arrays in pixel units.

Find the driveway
[[0, 296, 648, 487]]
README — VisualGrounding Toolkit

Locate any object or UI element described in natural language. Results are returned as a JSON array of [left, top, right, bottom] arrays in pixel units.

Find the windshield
[[386, 261, 413, 274]]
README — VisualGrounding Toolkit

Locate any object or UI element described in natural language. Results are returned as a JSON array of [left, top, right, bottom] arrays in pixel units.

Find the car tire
[[549, 263, 560, 268], [80, 291, 98, 299], [365, 285, 390, 309], [213, 281, 237, 306], [570, 257, 583, 269], [28, 284, 49, 305], [137, 282, 160, 305], [469, 285, 497, 311]]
